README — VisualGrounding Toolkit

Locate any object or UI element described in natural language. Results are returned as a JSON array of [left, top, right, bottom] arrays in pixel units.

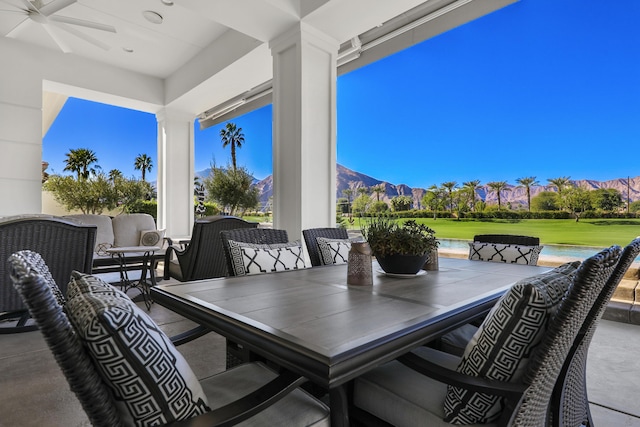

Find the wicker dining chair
[[8, 250, 330, 427], [220, 228, 289, 277], [350, 245, 622, 427], [473, 234, 540, 246], [163, 216, 258, 281], [302, 227, 350, 266], [552, 237, 640, 427], [0, 216, 96, 333]]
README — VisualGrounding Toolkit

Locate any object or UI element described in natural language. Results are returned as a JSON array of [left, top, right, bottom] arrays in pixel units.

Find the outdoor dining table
[[151, 257, 549, 426]]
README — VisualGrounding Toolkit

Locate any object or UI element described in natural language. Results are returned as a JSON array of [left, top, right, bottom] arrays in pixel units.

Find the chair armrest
[[163, 243, 188, 280], [169, 325, 211, 347], [165, 369, 306, 427], [397, 351, 526, 401]]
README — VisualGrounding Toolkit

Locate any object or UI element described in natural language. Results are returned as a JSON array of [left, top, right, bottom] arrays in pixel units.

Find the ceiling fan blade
[[0, 8, 27, 14], [5, 16, 30, 37], [49, 15, 115, 33], [37, 0, 75, 17], [41, 22, 72, 52], [52, 20, 110, 50], [17, 0, 35, 12]]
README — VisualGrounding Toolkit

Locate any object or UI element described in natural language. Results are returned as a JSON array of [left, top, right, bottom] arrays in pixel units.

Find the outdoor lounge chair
[[163, 216, 257, 281], [350, 244, 622, 427], [8, 250, 330, 427]]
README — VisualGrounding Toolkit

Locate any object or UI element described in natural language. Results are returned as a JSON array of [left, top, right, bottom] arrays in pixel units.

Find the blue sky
[[44, 0, 640, 189]]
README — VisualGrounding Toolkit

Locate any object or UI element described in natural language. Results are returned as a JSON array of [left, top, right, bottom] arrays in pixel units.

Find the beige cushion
[[112, 214, 156, 247], [65, 214, 115, 252]]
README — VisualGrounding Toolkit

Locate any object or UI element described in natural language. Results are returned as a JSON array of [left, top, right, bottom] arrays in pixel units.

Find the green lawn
[[346, 218, 640, 248]]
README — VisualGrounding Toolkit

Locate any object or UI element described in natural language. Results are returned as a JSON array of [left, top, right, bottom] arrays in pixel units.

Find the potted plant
[[361, 216, 439, 274]]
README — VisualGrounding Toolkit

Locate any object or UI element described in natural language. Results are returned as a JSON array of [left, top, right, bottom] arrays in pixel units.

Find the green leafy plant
[[361, 216, 438, 257]]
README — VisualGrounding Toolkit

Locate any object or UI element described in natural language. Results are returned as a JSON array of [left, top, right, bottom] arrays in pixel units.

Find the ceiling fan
[[0, 0, 116, 53]]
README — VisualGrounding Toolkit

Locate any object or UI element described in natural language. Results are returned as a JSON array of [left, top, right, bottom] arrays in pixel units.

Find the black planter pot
[[376, 253, 429, 275]]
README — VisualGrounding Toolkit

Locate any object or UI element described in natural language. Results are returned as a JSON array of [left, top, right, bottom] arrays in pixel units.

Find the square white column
[[270, 23, 339, 241], [156, 109, 194, 239]]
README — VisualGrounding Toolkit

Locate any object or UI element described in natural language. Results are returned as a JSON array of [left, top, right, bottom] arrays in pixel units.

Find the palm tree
[[134, 154, 153, 181], [441, 181, 458, 212], [487, 181, 511, 210], [516, 176, 539, 211], [108, 169, 123, 182], [462, 180, 482, 211], [371, 184, 385, 201], [357, 186, 370, 197], [63, 148, 100, 180], [220, 122, 245, 171], [547, 176, 571, 196]]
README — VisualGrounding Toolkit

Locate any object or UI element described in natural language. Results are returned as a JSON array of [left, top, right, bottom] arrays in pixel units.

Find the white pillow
[[139, 229, 165, 247], [316, 237, 351, 265], [468, 242, 543, 266], [227, 240, 306, 276]]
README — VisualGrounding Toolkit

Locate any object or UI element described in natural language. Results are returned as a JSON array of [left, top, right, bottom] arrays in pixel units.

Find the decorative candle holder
[[347, 241, 373, 286]]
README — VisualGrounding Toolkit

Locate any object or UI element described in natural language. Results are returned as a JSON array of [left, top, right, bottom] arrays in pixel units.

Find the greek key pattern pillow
[[65, 272, 210, 426], [317, 237, 351, 265], [443, 261, 580, 424], [228, 240, 307, 276], [468, 242, 543, 266]]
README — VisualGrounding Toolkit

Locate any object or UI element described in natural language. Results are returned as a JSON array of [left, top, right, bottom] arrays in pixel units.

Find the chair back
[[552, 237, 640, 427], [220, 228, 289, 276], [170, 216, 258, 281], [473, 234, 540, 246], [506, 245, 622, 426], [0, 216, 96, 313], [8, 250, 123, 427], [302, 227, 349, 266]]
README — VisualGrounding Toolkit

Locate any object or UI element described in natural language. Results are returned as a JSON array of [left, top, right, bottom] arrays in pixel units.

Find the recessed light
[[161, 0, 174, 5], [123, 47, 134, 53], [142, 10, 163, 24]]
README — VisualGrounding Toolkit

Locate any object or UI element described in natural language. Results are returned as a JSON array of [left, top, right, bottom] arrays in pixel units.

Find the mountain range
[[197, 165, 640, 209]]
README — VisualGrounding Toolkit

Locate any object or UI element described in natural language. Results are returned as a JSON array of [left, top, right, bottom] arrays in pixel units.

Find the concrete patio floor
[[1, 277, 640, 426]]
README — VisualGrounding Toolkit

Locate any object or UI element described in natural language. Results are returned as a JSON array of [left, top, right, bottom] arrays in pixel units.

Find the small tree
[[591, 188, 623, 213], [368, 201, 389, 214], [531, 191, 560, 211], [390, 195, 412, 212], [44, 173, 117, 214], [203, 165, 259, 216], [352, 194, 371, 217], [563, 185, 591, 221]]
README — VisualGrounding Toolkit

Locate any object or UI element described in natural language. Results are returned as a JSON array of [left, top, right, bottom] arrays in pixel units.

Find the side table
[[106, 246, 161, 309]]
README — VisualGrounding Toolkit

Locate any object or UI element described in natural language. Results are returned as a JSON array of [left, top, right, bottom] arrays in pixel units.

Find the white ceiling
[[1, 0, 516, 116]]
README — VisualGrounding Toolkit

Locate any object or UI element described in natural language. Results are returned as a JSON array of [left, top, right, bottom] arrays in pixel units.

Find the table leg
[[329, 385, 350, 427]]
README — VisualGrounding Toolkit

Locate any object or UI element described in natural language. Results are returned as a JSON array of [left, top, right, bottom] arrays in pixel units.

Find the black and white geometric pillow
[[468, 242, 544, 266], [316, 237, 351, 265], [443, 261, 581, 424], [227, 240, 307, 276], [139, 229, 166, 247], [65, 272, 210, 426]]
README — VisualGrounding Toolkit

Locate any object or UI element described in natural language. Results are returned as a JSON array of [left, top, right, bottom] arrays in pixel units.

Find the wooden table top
[[152, 258, 548, 388]]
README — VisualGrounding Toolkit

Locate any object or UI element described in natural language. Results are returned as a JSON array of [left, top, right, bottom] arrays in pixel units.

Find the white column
[[270, 23, 339, 241], [156, 109, 194, 239], [0, 73, 43, 215]]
